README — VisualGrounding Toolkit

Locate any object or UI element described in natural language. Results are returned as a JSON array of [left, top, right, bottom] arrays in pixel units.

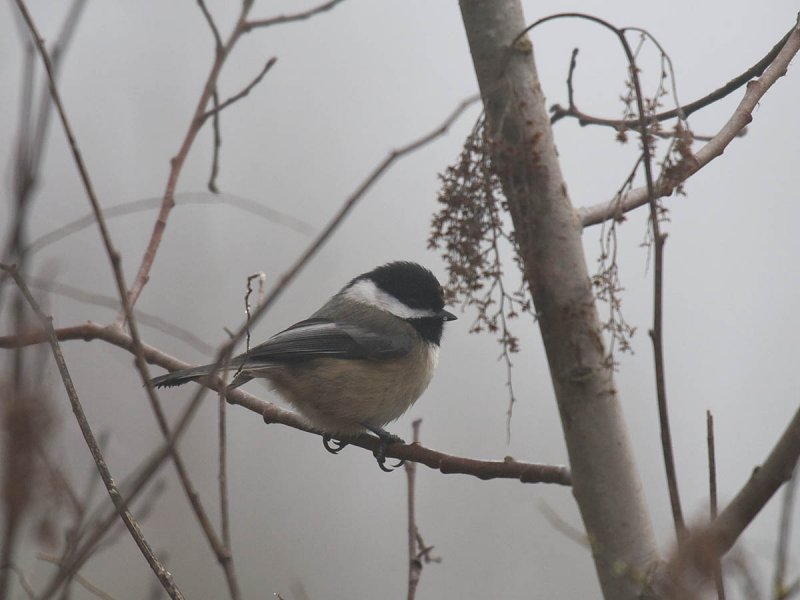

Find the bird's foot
[[362, 424, 405, 472], [322, 434, 349, 454]]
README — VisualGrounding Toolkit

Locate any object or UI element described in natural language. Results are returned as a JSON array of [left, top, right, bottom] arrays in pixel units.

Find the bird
[[151, 261, 456, 471]]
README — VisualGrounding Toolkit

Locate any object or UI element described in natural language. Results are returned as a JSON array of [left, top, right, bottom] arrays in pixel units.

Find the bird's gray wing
[[239, 318, 411, 365]]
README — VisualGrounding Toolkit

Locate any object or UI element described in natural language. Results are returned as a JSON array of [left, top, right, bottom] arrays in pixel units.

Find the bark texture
[[458, 2, 660, 597]]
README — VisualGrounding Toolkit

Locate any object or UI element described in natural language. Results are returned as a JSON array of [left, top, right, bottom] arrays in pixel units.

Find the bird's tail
[[150, 364, 217, 388], [151, 361, 254, 389]]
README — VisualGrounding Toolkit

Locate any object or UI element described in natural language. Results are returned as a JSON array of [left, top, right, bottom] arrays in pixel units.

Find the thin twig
[[0, 263, 184, 599], [123, 0, 256, 313], [37, 554, 117, 600], [125, 0, 347, 313], [39, 390, 206, 598], [208, 89, 222, 193], [1, 4, 85, 598], [201, 57, 277, 120], [196, 0, 222, 53], [217, 388, 231, 558], [579, 18, 800, 227], [774, 465, 799, 599], [11, 5, 242, 596], [537, 11, 687, 541], [0, 321, 572, 485], [243, 0, 347, 31], [405, 419, 423, 600], [708, 411, 726, 600], [4, 564, 37, 600], [618, 24, 687, 542], [712, 392, 800, 556], [549, 25, 794, 129]]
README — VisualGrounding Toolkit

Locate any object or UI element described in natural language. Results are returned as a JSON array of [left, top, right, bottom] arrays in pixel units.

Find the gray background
[[1, 1, 799, 598]]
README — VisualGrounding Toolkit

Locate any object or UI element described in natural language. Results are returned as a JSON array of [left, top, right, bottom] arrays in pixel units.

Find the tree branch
[[201, 57, 277, 121], [242, 0, 347, 32], [123, 1, 255, 313], [0, 322, 572, 486], [405, 419, 423, 600], [460, 4, 659, 598], [707, 411, 726, 600], [551, 25, 795, 130], [711, 398, 800, 556], [11, 5, 243, 596], [0, 263, 184, 600], [579, 18, 800, 227]]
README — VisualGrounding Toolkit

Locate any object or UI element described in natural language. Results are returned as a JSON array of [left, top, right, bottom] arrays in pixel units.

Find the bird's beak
[[439, 309, 458, 321]]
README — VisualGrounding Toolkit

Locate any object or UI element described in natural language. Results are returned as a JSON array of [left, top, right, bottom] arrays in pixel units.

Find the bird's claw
[[363, 425, 405, 472], [322, 435, 349, 454], [374, 440, 405, 471]]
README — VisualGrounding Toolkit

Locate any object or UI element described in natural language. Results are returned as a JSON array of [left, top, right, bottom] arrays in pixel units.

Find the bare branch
[[123, 1, 256, 312], [405, 419, 423, 600], [208, 89, 222, 193], [201, 57, 277, 120], [773, 465, 798, 599], [2, 564, 37, 600], [11, 5, 243, 595], [37, 554, 117, 600], [707, 411, 726, 600], [514, 7, 688, 542], [551, 25, 794, 130], [0, 321, 572, 486], [613, 22, 686, 541], [579, 19, 800, 227], [711, 398, 800, 556], [243, 0, 347, 31], [196, 0, 222, 53], [39, 402, 200, 598], [0, 263, 184, 599]]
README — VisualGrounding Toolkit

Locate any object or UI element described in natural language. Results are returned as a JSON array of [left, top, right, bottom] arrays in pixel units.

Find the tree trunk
[[458, 2, 660, 597]]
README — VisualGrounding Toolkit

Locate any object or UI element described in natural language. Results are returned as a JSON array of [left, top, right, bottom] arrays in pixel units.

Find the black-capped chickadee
[[151, 261, 456, 470]]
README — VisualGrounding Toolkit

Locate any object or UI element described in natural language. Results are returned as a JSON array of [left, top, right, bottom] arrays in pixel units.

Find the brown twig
[[201, 57, 277, 120], [618, 22, 687, 542], [711, 396, 800, 556], [196, 0, 222, 53], [539, 11, 687, 541], [0, 263, 184, 599], [123, 1, 255, 313], [578, 18, 800, 227], [39, 389, 206, 598], [125, 0, 345, 313], [0, 321, 572, 486], [550, 25, 794, 129], [707, 411, 726, 600], [208, 89, 222, 193], [242, 0, 347, 31], [773, 465, 799, 599], [12, 4, 243, 596], [405, 419, 423, 600], [3, 564, 36, 600], [37, 554, 117, 600]]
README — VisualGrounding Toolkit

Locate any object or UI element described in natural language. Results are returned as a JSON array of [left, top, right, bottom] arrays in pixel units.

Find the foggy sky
[[1, 1, 799, 598]]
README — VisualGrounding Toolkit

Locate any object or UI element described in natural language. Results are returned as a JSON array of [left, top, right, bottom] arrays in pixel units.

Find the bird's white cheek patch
[[344, 279, 438, 319]]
